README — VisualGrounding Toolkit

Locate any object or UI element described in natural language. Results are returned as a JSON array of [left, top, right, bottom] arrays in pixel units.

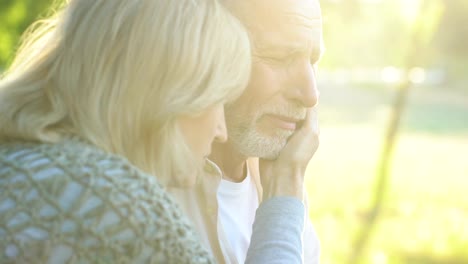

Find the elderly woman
[[0, 0, 307, 263]]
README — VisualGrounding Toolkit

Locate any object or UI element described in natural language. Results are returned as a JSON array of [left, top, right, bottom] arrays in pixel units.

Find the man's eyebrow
[[287, 42, 323, 64]]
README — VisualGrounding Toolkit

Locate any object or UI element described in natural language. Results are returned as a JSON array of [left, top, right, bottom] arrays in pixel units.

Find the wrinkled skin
[[216, 0, 323, 200]]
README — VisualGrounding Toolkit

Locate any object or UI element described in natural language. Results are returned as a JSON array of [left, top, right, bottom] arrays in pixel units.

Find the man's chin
[[236, 136, 286, 160], [228, 123, 291, 159]]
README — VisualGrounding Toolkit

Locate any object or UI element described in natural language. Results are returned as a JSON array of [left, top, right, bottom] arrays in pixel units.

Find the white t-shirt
[[216, 169, 259, 264]]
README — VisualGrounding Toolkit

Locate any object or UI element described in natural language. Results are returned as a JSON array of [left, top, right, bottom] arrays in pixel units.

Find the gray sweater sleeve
[[245, 197, 305, 264]]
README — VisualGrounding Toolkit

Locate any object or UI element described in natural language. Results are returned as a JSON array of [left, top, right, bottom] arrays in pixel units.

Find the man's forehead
[[229, 0, 322, 29], [227, 0, 322, 52], [231, 0, 321, 56]]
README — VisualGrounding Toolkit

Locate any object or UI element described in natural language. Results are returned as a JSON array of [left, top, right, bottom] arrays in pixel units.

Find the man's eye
[[264, 56, 282, 62], [266, 56, 293, 65]]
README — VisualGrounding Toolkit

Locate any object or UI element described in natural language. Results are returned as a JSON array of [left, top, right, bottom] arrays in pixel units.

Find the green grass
[[305, 84, 468, 264]]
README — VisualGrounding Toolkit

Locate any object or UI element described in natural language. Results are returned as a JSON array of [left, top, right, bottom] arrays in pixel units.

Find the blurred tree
[[432, 0, 468, 88], [0, 0, 56, 69], [319, 0, 468, 88], [320, 0, 416, 68], [435, 0, 468, 58], [349, 0, 444, 262]]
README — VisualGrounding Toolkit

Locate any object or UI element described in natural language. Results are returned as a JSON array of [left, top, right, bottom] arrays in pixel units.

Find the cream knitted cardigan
[[0, 138, 214, 263]]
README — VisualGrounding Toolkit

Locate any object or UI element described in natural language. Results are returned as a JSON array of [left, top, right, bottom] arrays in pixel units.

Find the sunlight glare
[[381, 66, 402, 83]]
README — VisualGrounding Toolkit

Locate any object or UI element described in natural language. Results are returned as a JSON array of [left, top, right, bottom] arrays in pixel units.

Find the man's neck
[[210, 141, 248, 183]]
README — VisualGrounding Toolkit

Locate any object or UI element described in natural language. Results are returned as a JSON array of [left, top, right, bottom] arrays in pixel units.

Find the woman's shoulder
[[0, 137, 158, 187], [0, 137, 173, 225], [0, 139, 213, 263]]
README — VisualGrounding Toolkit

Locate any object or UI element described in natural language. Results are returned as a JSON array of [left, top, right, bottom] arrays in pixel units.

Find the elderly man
[[170, 0, 323, 263]]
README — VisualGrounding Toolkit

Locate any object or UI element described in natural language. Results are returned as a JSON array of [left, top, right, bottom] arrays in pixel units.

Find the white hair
[[0, 0, 251, 185]]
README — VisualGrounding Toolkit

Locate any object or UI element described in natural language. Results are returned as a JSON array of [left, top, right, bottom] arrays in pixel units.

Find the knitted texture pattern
[[0, 138, 214, 264]]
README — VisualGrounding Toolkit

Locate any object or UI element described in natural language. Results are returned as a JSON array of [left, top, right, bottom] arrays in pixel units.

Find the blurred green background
[[309, 1, 468, 264], [0, 0, 467, 263]]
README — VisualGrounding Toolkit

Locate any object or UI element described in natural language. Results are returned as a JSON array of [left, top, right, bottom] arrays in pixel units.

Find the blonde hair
[[0, 0, 251, 185]]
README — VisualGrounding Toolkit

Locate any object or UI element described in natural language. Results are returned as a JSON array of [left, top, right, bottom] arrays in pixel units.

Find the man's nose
[[285, 63, 319, 108]]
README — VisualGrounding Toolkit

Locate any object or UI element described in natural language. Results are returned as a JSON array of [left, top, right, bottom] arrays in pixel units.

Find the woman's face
[[177, 103, 228, 164]]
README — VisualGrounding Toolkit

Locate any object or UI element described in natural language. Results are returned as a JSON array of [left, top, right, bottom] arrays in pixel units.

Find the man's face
[[225, 0, 323, 159]]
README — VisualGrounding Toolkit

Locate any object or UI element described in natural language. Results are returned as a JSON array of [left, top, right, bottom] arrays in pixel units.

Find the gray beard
[[228, 119, 293, 160], [226, 102, 305, 159]]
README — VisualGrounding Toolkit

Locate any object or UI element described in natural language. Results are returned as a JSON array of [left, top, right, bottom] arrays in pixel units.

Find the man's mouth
[[263, 114, 303, 131]]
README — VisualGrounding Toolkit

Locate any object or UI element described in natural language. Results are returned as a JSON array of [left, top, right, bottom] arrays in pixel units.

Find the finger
[[300, 107, 318, 133], [309, 106, 319, 135]]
